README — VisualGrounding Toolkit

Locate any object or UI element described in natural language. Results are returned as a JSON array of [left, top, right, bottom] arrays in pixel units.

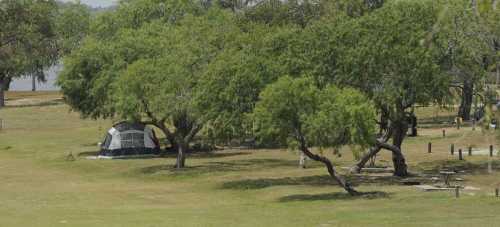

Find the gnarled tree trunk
[[391, 119, 409, 177], [298, 136, 358, 195], [458, 80, 473, 121], [351, 116, 409, 177]]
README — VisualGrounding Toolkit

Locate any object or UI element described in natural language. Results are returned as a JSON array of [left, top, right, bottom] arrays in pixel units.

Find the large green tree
[[275, 0, 451, 176], [338, 0, 450, 177], [59, 2, 240, 168], [433, 0, 496, 121], [252, 76, 376, 195], [0, 0, 59, 106]]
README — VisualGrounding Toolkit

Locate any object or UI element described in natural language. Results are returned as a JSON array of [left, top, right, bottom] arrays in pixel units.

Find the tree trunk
[[350, 145, 382, 173], [298, 140, 358, 195], [2, 77, 11, 91], [458, 81, 473, 121], [176, 141, 187, 169], [32, 75, 36, 92], [0, 77, 5, 108], [391, 120, 409, 177]]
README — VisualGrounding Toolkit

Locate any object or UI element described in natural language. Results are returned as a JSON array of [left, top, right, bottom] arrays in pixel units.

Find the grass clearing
[[1, 92, 500, 226]]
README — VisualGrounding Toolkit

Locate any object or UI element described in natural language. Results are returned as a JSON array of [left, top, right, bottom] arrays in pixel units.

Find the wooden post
[[490, 145, 494, 157], [459, 149, 463, 160], [442, 129, 446, 138], [428, 142, 432, 153], [0, 118, 2, 131], [299, 152, 306, 169], [496, 188, 499, 197], [468, 146, 472, 156], [472, 119, 476, 131], [451, 144, 455, 155], [455, 186, 460, 198]]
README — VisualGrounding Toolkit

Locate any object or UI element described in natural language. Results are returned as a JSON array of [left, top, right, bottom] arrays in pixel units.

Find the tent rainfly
[[99, 121, 160, 157]]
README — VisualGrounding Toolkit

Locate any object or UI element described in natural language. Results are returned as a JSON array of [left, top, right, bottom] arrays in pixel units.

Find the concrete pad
[[415, 185, 455, 191], [452, 148, 498, 156]]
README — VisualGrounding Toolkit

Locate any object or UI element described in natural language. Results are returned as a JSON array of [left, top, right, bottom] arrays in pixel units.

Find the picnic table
[[439, 171, 455, 187]]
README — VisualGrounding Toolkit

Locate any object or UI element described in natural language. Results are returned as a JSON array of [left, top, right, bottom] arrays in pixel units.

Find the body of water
[[59, 0, 117, 8], [10, 65, 61, 91]]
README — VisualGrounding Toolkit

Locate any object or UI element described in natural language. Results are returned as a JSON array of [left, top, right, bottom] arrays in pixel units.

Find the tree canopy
[[57, 0, 499, 182], [252, 76, 376, 194]]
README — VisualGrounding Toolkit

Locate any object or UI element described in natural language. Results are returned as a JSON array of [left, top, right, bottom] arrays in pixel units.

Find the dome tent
[[99, 121, 160, 158]]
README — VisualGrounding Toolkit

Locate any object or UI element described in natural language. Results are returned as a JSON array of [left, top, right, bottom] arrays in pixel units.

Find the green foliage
[[333, 0, 447, 110], [56, 1, 91, 55], [241, 0, 322, 27], [433, 0, 492, 90], [252, 76, 376, 151], [89, 0, 202, 40], [196, 24, 303, 144], [0, 0, 59, 79]]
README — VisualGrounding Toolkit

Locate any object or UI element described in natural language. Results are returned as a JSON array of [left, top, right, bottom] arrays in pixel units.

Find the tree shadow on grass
[[78, 151, 100, 157], [161, 151, 252, 159], [220, 175, 335, 189], [139, 158, 303, 177], [219, 174, 412, 190], [415, 159, 500, 175], [278, 191, 391, 202]]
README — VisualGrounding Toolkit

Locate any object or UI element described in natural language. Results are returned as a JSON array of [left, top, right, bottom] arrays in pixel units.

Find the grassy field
[[1, 91, 500, 227]]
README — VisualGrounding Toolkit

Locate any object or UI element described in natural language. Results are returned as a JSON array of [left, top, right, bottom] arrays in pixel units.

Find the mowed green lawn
[[1, 92, 500, 227]]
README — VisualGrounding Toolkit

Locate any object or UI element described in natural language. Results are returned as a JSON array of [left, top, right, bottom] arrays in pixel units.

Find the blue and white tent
[[99, 121, 160, 157]]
